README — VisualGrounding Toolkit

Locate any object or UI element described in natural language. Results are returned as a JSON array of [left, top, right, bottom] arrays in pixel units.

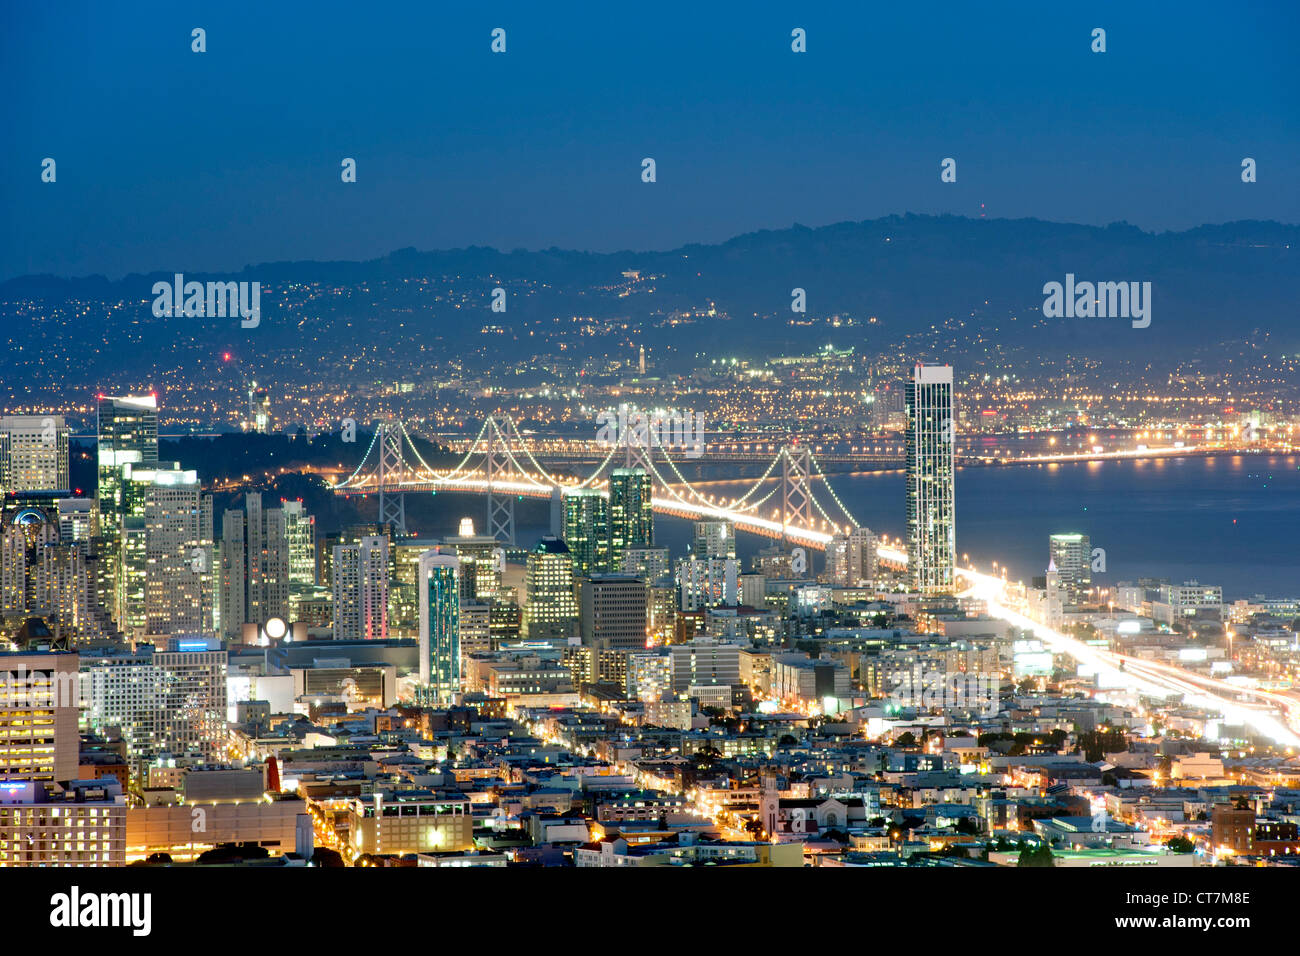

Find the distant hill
[[2, 215, 1296, 367]]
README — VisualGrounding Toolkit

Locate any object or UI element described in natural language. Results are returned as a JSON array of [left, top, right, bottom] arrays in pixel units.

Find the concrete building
[[771, 654, 851, 708], [332, 536, 389, 641], [0, 415, 70, 493], [127, 795, 308, 862], [693, 520, 735, 561], [220, 493, 292, 640], [580, 574, 647, 683], [668, 636, 740, 696], [0, 649, 80, 784], [344, 791, 475, 859], [0, 778, 126, 866]]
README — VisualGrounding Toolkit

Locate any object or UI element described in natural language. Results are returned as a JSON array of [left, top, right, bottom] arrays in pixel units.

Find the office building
[[1048, 533, 1092, 606], [676, 556, 738, 611], [0, 779, 126, 867], [333, 536, 389, 641], [142, 466, 212, 637], [56, 498, 98, 544], [96, 394, 159, 570], [283, 500, 316, 586], [344, 792, 474, 858], [219, 493, 291, 640], [418, 550, 461, 704], [579, 574, 647, 681], [608, 468, 653, 567], [523, 536, 579, 644], [0, 415, 70, 493], [0, 649, 80, 784], [620, 545, 670, 585], [391, 538, 438, 638], [155, 640, 228, 761], [447, 524, 501, 602], [668, 636, 740, 696], [562, 488, 610, 578], [905, 363, 956, 594]]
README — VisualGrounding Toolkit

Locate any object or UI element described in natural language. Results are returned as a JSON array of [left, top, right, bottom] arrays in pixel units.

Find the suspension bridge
[[328, 415, 907, 564]]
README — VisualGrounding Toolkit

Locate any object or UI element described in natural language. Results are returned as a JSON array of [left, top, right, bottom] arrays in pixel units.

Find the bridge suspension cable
[[329, 414, 866, 547], [334, 426, 383, 489], [810, 450, 863, 528]]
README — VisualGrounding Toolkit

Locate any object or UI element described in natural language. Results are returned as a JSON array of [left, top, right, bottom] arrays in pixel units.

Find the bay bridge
[[328, 415, 908, 565]]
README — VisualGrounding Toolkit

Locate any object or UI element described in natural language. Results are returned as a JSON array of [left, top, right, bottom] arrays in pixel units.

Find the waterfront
[[691, 454, 1300, 601]]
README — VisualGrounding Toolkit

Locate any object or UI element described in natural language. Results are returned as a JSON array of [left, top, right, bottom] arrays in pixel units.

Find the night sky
[[2, 0, 1296, 280]]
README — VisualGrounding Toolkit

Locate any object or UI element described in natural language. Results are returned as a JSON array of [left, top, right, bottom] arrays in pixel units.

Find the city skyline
[[1, 4, 1297, 927]]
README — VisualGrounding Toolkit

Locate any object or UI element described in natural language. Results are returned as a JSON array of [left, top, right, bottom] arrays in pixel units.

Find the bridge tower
[[485, 417, 516, 546], [622, 406, 655, 474], [781, 445, 814, 545], [376, 420, 407, 534]]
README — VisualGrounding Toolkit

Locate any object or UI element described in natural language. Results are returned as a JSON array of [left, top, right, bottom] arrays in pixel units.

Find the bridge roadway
[[333, 472, 901, 553]]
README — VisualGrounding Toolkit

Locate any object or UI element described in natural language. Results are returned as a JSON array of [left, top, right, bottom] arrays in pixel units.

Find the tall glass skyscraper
[[562, 488, 610, 578], [905, 364, 955, 594], [608, 467, 653, 568], [96, 394, 160, 624], [418, 549, 461, 705]]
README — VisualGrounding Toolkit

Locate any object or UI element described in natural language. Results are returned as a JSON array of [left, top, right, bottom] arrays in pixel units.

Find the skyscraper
[[96, 394, 158, 537], [332, 535, 389, 641], [96, 394, 159, 626], [446, 521, 501, 602], [219, 492, 290, 640], [282, 500, 317, 587], [608, 467, 653, 568], [905, 364, 956, 594], [0, 415, 70, 493], [579, 573, 648, 683], [417, 549, 460, 704], [142, 465, 210, 637], [1048, 533, 1092, 606], [115, 461, 210, 637], [562, 488, 610, 578], [523, 536, 580, 643]]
